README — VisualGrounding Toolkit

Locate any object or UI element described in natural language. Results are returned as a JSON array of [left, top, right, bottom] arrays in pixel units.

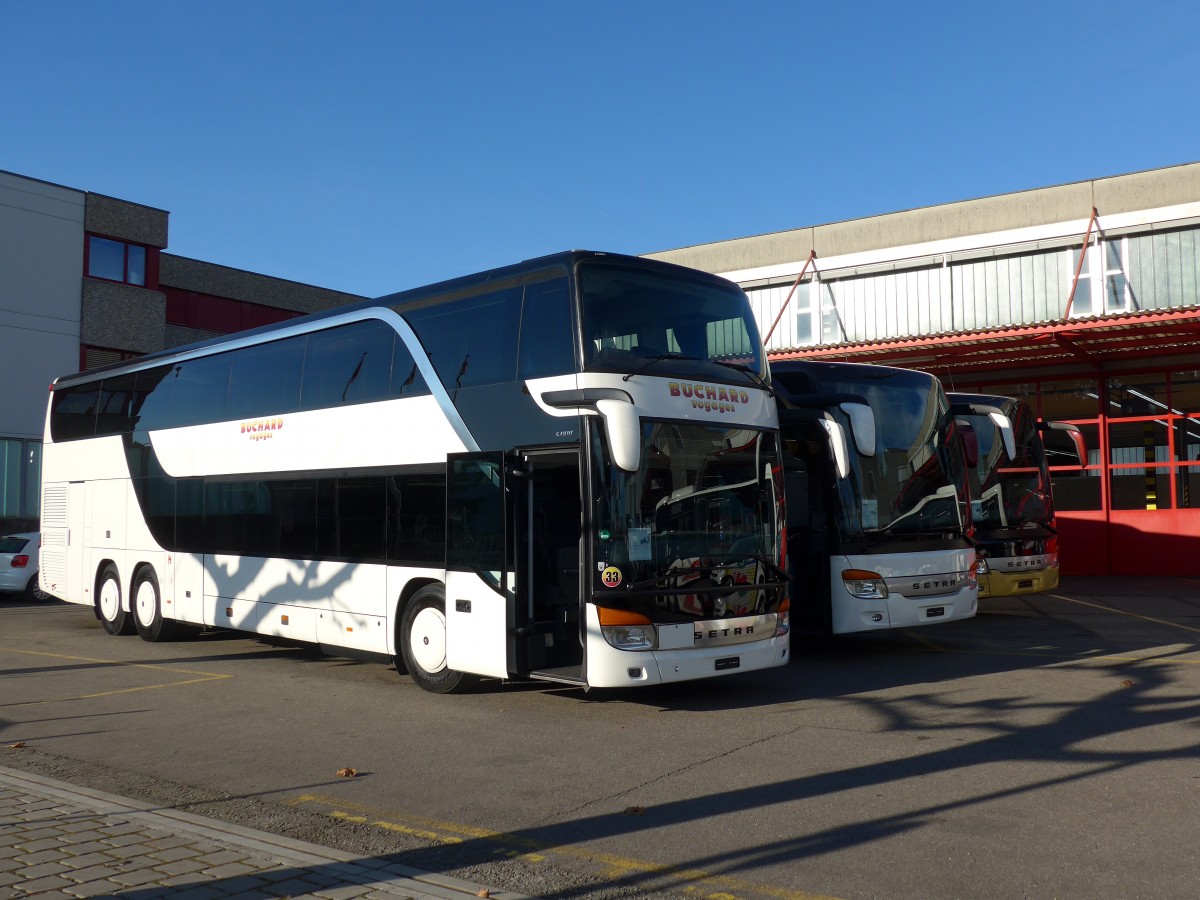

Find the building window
[[0, 438, 41, 524], [86, 235, 149, 286], [1069, 239, 1130, 317], [82, 345, 141, 371], [1101, 238, 1130, 312], [793, 280, 814, 345], [1068, 247, 1094, 316]]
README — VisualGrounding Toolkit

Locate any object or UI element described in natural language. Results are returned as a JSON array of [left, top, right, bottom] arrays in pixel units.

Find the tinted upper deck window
[[517, 277, 575, 379], [228, 336, 307, 419], [51, 385, 100, 441], [406, 287, 522, 390], [302, 320, 395, 409]]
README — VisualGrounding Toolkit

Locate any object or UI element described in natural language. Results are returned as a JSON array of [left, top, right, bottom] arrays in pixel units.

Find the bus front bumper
[[978, 565, 1060, 598]]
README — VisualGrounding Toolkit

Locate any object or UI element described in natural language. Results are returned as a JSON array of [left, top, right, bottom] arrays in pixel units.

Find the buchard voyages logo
[[242, 418, 284, 441], [669, 382, 751, 413]]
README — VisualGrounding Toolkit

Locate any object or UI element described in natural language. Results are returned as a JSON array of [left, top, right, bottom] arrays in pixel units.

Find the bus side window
[[51, 384, 101, 441], [228, 336, 306, 420], [390, 333, 430, 397], [97, 373, 138, 436], [168, 353, 234, 428], [518, 276, 574, 380], [407, 287, 523, 390], [302, 321, 395, 409], [131, 366, 175, 433]]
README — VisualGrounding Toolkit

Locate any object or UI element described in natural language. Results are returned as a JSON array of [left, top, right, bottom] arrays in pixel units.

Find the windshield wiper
[[622, 353, 702, 381], [862, 527, 972, 552], [620, 554, 791, 592], [715, 360, 775, 396]]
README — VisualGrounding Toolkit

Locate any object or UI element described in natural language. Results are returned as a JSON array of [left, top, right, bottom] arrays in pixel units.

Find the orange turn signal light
[[597, 607, 653, 626]]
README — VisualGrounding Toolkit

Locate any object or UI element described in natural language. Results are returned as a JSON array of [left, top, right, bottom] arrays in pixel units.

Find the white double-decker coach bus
[[40, 251, 790, 693]]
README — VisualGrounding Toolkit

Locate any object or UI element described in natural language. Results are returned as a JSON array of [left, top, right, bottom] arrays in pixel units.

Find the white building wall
[[0, 172, 85, 438]]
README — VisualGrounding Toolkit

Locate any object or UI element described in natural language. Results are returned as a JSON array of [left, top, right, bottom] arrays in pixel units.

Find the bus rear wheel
[[132, 567, 179, 643], [97, 564, 135, 636], [399, 584, 478, 694]]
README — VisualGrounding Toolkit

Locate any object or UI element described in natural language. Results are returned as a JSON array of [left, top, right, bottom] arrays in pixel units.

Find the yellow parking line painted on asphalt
[[0, 646, 232, 708], [290, 793, 841, 900], [902, 630, 947, 652], [1045, 593, 1200, 637]]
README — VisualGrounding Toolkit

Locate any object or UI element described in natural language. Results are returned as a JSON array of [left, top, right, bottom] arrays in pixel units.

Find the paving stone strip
[[1, 766, 530, 900]]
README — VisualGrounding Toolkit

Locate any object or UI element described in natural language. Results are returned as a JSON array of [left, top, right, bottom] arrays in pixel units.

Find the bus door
[[779, 412, 835, 632], [445, 452, 515, 679], [445, 450, 585, 685], [519, 450, 584, 685]]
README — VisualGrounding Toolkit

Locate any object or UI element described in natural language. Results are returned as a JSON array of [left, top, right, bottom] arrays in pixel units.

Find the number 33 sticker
[[601, 566, 623, 588]]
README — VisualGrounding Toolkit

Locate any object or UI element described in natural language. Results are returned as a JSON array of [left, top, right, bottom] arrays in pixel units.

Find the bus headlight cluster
[[775, 598, 790, 637], [601, 625, 658, 651], [597, 608, 658, 651], [841, 569, 888, 600]]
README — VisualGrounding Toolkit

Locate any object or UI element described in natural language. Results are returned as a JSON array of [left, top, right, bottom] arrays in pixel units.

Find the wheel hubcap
[[135, 581, 156, 627], [409, 607, 447, 674], [99, 579, 120, 621]]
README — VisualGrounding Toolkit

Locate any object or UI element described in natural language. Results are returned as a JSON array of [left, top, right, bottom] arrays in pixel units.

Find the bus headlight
[[976, 557, 989, 575], [842, 569, 887, 600], [775, 598, 790, 637], [597, 608, 658, 651]]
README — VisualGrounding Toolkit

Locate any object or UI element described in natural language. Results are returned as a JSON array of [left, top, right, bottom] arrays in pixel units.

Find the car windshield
[[0, 536, 29, 553]]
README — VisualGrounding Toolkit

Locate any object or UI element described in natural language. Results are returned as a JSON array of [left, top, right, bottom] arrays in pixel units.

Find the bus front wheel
[[399, 584, 478, 694], [97, 564, 135, 636]]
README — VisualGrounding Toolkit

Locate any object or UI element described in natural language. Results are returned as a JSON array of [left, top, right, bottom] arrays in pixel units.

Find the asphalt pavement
[[1, 765, 532, 900]]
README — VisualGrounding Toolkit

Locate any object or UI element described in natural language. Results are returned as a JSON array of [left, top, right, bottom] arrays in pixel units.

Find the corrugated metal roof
[[769, 305, 1200, 375]]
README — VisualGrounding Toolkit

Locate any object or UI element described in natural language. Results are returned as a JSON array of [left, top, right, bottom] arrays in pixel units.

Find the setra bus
[[39, 251, 790, 693], [771, 360, 978, 634], [948, 393, 1085, 598]]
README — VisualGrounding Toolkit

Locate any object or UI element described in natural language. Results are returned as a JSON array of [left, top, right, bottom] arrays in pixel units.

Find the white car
[[0, 532, 48, 600]]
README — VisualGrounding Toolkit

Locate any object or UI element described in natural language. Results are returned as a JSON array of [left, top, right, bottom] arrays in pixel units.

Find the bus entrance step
[[528, 665, 586, 686]]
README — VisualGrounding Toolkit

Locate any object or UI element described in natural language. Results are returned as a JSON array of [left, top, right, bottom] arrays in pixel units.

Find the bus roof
[[53, 250, 739, 389]]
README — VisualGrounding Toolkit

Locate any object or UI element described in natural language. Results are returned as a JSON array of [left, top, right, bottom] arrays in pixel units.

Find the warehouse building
[[648, 162, 1200, 576]]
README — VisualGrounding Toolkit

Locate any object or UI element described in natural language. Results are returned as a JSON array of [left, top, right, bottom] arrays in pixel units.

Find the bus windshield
[[778, 365, 967, 540], [962, 401, 1051, 529], [590, 422, 782, 620], [578, 261, 765, 379]]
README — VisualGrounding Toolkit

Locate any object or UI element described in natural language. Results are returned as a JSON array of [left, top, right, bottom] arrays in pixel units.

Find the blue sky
[[5, 1, 1198, 298]]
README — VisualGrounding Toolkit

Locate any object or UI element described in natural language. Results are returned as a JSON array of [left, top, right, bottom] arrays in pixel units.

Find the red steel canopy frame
[[768, 305, 1200, 377]]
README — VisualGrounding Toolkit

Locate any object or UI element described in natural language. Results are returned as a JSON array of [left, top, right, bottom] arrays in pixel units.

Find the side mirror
[[595, 397, 641, 473], [1040, 421, 1087, 468], [839, 401, 876, 458]]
